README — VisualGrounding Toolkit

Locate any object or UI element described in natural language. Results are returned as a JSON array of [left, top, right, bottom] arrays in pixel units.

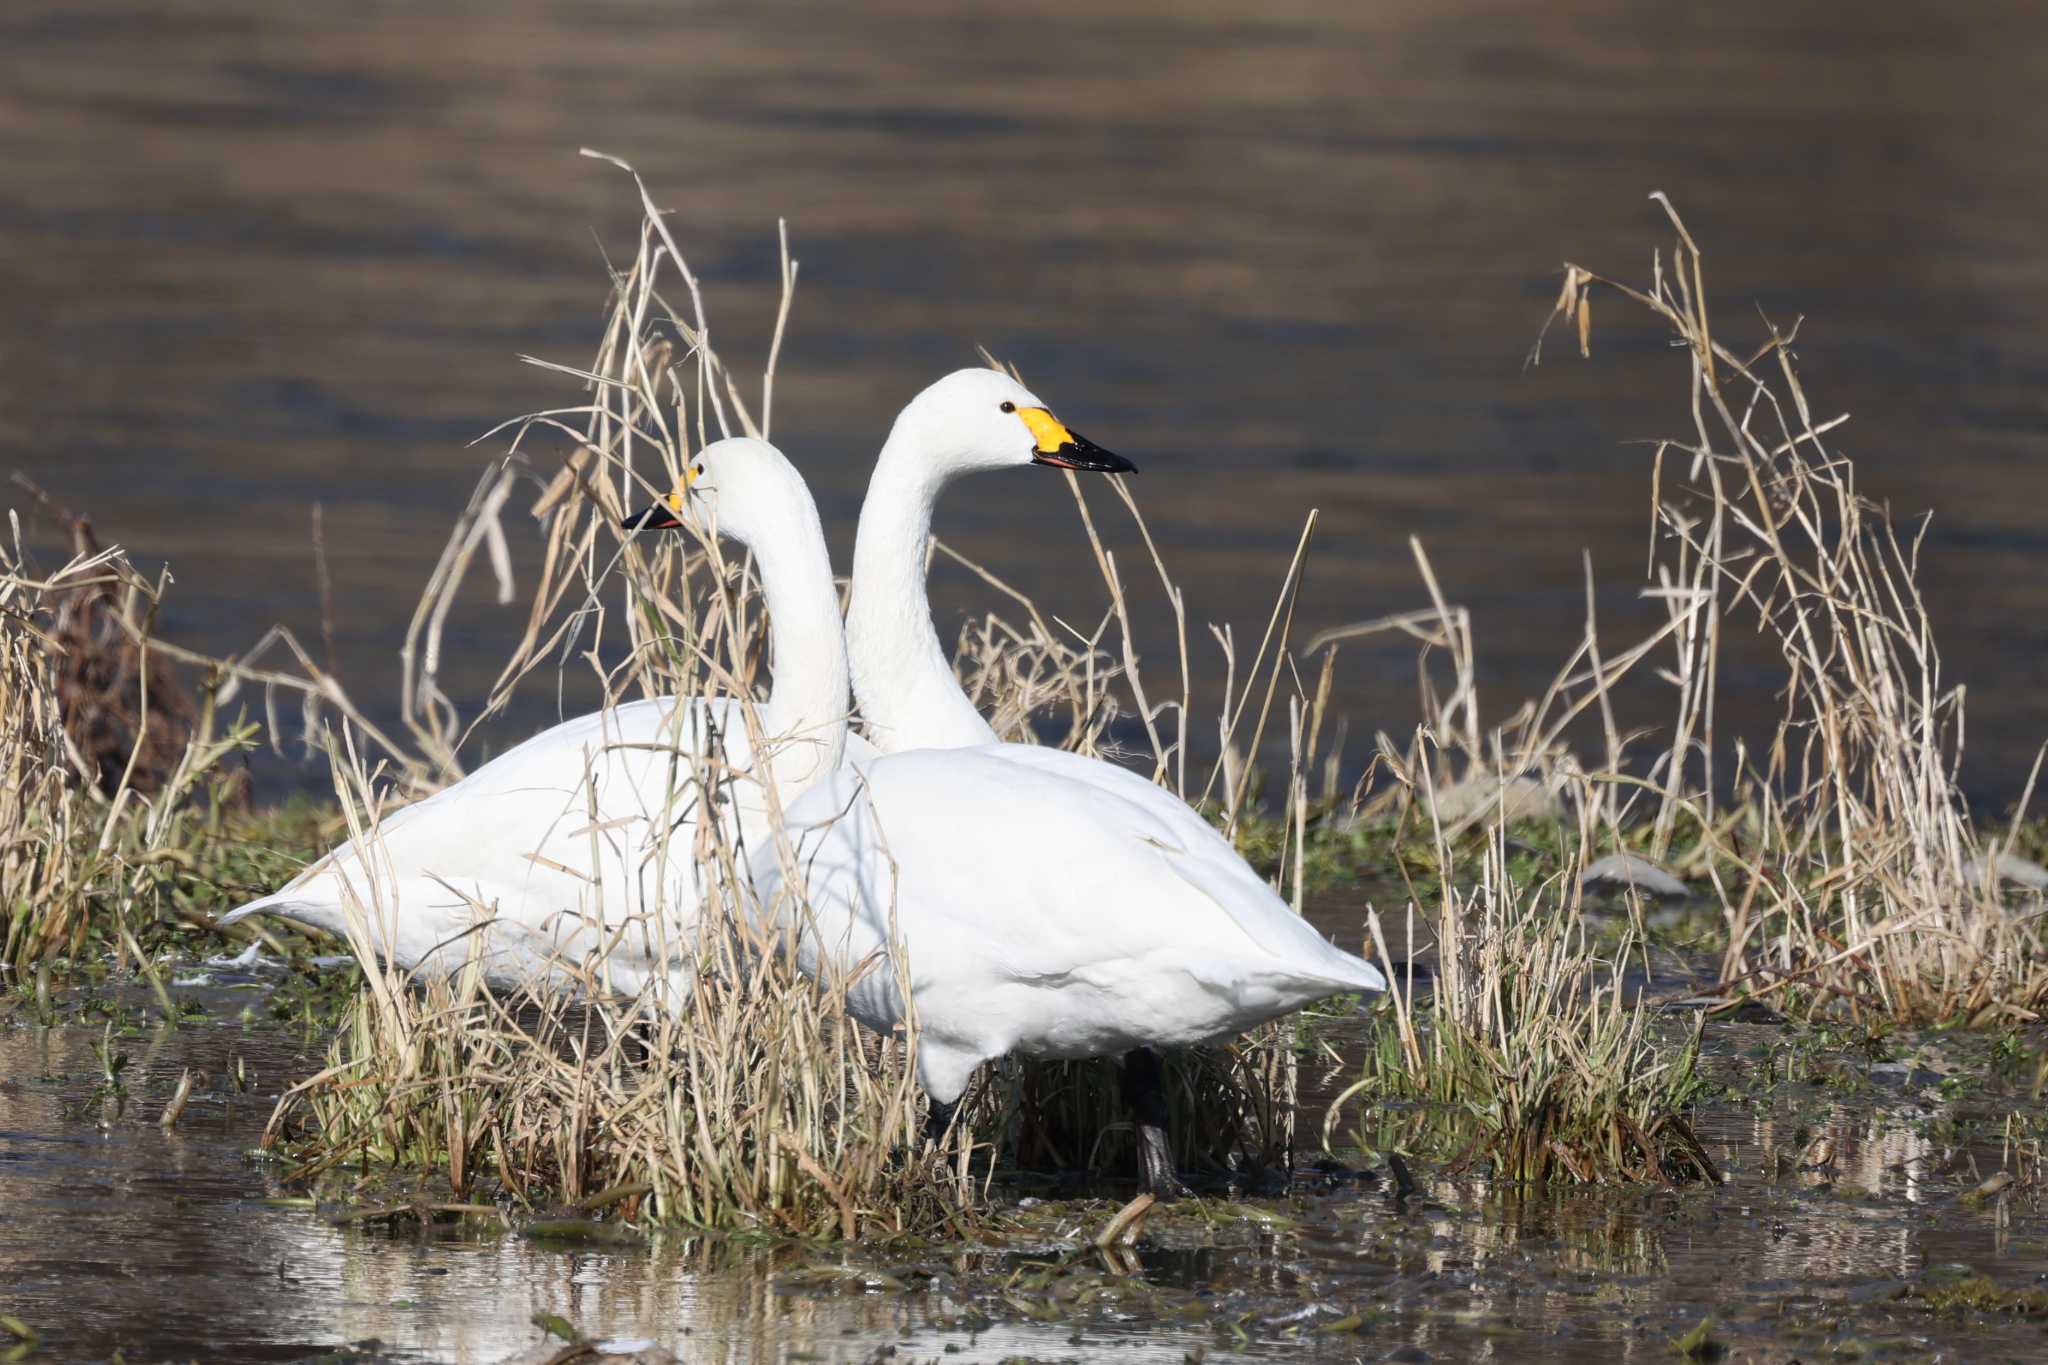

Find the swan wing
[[959, 745, 1386, 991], [221, 696, 748, 981], [758, 745, 1383, 1071]]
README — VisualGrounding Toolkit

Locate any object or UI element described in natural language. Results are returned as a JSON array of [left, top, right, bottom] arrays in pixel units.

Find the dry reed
[[0, 523, 288, 986], [0, 523, 83, 972], [1313, 195, 2044, 1179], [1533, 194, 2046, 1024], [266, 724, 967, 1238], [256, 152, 1330, 1220]]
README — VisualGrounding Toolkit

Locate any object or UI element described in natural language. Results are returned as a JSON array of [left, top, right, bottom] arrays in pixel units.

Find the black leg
[[923, 1096, 958, 1147], [611, 1010, 657, 1069], [1120, 1048, 1189, 1200]]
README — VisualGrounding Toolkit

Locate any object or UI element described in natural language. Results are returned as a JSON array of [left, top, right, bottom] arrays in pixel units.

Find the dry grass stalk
[[0, 524, 83, 971], [0, 523, 291, 984], [1537, 194, 2045, 1023], [8, 482, 200, 800], [267, 723, 970, 1238]]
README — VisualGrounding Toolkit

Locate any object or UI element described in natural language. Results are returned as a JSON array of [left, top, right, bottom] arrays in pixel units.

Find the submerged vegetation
[[4, 171, 2047, 1240]]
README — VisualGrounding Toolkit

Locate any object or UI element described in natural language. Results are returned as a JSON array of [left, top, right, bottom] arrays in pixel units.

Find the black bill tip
[[1030, 430, 1137, 475], [621, 501, 684, 531]]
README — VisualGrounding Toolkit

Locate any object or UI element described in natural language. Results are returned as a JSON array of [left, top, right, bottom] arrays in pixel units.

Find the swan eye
[[999, 401, 1016, 413], [693, 462, 704, 476]]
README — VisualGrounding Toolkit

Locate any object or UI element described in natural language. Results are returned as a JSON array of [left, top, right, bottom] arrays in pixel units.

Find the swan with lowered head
[[761, 369, 1387, 1195], [219, 437, 849, 1000]]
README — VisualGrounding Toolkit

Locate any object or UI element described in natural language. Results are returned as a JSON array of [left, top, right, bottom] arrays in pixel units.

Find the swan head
[[891, 368, 1136, 479], [620, 437, 809, 550]]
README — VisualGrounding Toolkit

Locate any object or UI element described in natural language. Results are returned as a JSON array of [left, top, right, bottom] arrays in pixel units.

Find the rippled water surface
[[3, 0, 2047, 798]]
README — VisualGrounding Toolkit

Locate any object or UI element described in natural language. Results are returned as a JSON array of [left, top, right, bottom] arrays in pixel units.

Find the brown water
[[3, 0, 2047, 801], [7, 933, 2048, 1364]]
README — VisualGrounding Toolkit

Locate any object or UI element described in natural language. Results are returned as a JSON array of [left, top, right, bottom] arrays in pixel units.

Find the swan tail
[[1155, 845, 1388, 997], [1325, 953, 1388, 995], [216, 889, 350, 940]]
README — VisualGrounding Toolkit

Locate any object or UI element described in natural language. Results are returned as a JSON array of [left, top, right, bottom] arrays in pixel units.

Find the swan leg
[[1121, 1048, 1189, 1199], [923, 1097, 958, 1147]]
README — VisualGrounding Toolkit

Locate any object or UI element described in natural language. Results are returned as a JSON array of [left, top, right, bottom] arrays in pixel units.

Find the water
[[4, 0, 2048, 802], [7, 933, 2048, 1363]]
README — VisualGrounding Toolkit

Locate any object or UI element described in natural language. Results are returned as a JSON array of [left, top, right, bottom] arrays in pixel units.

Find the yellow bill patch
[[664, 462, 700, 511], [1017, 406, 1074, 454]]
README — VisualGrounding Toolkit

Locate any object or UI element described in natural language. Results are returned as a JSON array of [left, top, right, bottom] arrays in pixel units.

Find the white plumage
[[757, 743, 1387, 1106], [219, 437, 851, 998], [223, 696, 736, 996]]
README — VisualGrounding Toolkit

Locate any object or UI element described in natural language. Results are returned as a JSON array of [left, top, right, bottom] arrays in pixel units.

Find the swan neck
[[847, 425, 998, 753], [749, 493, 849, 794]]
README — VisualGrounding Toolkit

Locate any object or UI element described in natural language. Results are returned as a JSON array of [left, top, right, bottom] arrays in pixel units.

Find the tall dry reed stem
[[1315, 199, 2035, 1182], [0, 526, 82, 973], [1536, 195, 2045, 1023], [0, 527, 284, 993]]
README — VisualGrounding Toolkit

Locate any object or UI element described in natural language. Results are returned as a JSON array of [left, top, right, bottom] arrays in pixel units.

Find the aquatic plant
[[267, 731, 969, 1238], [0, 467, 439, 986], [1333, 762, 1715, 1185], [0, 531, 329, 986], [1309, 199, 2046, 1182], [0, 534, 86, 973]]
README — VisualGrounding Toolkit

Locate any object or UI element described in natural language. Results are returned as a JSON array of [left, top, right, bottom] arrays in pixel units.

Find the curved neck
[[744, 493, 850, 795], [847, 424, 999, 753]]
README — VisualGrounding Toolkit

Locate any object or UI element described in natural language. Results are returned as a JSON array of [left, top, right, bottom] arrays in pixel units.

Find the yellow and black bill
[[1018, 407, 1138, 474], [622, 465, 698, 530], [621, 491, 686, 531]]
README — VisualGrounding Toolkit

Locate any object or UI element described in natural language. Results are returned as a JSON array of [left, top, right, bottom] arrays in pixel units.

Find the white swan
[[220, 437, 849, 1000], [848, 368, 1134, 753], [761, 368, 1387, 1194]]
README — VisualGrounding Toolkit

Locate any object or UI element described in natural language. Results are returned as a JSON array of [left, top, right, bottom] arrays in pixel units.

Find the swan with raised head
[[847, 367, 1133, 753], [762, 368, 1387, 1195], [219, 437, 849, 999]]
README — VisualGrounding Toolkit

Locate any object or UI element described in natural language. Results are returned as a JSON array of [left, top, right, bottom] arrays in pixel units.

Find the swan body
[[220, 437, 851, 997], [755, 743, 1388, 1104], [777, 369, 1385, 1194]]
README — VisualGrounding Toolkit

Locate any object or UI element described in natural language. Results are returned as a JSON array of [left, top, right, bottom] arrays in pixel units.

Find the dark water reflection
[[4, 0, 2047, 802]]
